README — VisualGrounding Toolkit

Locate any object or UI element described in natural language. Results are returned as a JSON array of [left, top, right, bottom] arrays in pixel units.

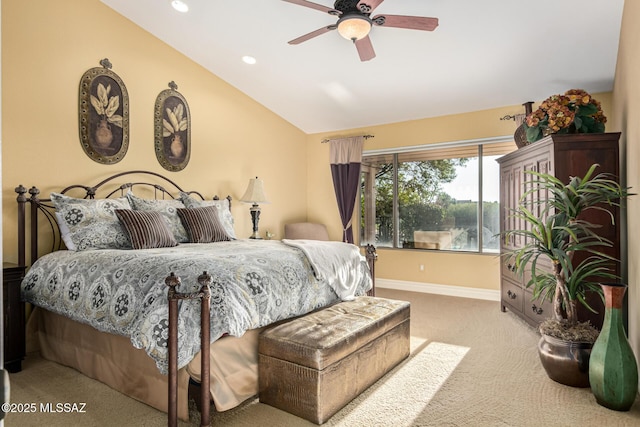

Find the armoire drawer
[[501, 257, 521, 284], [501, 278, 523, 313], [523, 290, 554, 325]]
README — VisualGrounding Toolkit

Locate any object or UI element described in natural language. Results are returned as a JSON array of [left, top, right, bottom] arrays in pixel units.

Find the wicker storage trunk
[[258, 296, 410, 424]]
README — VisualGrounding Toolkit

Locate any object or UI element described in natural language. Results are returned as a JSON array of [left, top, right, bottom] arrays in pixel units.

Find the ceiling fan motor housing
[[334, 2, 385, 26], [334, 0, 370, 15]]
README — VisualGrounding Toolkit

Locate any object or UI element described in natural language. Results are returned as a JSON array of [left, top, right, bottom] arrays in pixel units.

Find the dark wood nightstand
[[3, 262, 26, 372]]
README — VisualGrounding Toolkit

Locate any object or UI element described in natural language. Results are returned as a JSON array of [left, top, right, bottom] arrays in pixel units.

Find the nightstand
[[3, 262, 26, 372]]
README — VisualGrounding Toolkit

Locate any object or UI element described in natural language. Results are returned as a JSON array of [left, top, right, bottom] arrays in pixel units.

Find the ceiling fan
[[282, 0, 439, 61]]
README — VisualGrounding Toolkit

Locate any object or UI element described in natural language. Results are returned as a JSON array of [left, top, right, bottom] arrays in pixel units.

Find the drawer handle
[[507, 290, 517, 299], [531, 304, 543, 315], [507, 263, 516, 273]]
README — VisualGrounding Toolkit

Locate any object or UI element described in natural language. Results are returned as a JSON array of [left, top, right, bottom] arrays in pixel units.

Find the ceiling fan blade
[[357, 0, 384, 14], [355, 36, 376, 61], [288, 25, 337, 45], [281, 0, 340, 15], [373, 14, 439, 31]]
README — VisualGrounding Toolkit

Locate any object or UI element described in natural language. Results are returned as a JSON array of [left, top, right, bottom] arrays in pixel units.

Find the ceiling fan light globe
[[337, 15, 372, 41]]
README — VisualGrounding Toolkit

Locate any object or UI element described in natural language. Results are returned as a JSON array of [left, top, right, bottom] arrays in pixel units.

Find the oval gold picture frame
[[78, 58, 129, 164], [154, 81, 191, 172]]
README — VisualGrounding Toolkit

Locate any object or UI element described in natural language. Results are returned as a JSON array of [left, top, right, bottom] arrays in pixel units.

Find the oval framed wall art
[[78, 58, 129, 164], [154, 81, 191, 172]]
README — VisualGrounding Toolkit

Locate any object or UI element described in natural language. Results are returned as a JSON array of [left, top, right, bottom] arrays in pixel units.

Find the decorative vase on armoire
[[589, 283, 638, 411]]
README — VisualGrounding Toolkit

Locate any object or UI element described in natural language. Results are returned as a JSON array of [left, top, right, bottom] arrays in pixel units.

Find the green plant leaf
[[525, 124, 542, 143], [578, 103, 598, 116], [593, 122, 606, 133], [580, 115, 595, 132], [573, 115, 583, 131]]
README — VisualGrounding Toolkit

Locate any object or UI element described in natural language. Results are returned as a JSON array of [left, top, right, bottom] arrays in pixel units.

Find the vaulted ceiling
[[101, 0, 625, 134]]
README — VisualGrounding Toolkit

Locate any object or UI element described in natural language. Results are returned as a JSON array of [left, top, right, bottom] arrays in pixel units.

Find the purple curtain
[[329, 137, 364, 243]]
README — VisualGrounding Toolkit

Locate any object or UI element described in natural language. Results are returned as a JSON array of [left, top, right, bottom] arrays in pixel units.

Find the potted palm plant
[[503, 163, 629, 387]]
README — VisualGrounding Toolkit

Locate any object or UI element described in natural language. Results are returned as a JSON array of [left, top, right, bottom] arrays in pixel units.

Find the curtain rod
[[321, 134, 374, 143]]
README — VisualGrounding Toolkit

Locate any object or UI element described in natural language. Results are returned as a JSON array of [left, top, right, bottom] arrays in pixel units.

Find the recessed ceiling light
[[171, 0, 189, 13], [242, 56, 257, 65]]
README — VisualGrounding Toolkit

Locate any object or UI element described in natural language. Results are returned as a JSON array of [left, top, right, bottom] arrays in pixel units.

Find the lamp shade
[[240, 177, 269, 204], [337, 14, 372, 41]]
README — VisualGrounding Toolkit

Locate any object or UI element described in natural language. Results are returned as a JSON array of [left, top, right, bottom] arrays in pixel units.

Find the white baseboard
[[376, 278, 500, 302]]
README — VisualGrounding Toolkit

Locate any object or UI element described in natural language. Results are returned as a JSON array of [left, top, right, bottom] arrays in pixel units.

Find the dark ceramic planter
[[538, 334, 593, 388]]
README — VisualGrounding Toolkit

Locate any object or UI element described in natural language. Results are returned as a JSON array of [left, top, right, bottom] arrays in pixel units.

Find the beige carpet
[[6, 288, 640, 426]]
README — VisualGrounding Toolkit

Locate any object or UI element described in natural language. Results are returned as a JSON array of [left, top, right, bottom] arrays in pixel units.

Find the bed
[[15, 171, 376, 423]]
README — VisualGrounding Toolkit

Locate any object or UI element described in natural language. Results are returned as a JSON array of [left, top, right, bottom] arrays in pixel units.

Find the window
[[360, 138, 516, 253]]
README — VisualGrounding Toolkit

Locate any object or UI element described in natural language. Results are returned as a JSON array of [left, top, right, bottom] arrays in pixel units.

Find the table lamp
[[240, 176, 269, 239]]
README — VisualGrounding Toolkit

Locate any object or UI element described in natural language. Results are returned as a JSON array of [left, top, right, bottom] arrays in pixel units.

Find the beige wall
[[612, 0, 640, 386], [1, 0, 308, 262]]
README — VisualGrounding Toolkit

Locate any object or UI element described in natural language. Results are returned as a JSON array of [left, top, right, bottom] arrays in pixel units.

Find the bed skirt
[[26, 308, 262, 421]]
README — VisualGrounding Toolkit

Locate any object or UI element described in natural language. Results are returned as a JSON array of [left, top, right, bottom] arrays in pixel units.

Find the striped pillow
[[177, 206, 232, 243], [179, 192, 236, 239], [126, 192, 189, 243], [115, 209, 178, 249]]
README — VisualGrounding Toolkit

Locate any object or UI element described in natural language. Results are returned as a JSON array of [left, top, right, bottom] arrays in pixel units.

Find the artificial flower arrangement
[[523, 89, 607, 143]]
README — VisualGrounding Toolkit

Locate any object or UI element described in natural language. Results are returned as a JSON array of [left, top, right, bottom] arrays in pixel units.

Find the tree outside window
[[360, 141, 515, 253]]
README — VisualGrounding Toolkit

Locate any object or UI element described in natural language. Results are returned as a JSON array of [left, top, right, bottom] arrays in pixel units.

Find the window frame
[[359, 136, 516, 253]]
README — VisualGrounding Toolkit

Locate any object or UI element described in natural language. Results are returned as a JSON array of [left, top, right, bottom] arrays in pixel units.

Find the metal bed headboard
[[15, 170, 231, 267]]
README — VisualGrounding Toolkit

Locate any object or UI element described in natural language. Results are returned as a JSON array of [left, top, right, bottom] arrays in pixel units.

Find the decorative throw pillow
[[179, 192, 236, 239], [115, 209, 178, 249], [50, 192, 132, 251], [126, 192, 189, 243], [177, 206, 233, 243]]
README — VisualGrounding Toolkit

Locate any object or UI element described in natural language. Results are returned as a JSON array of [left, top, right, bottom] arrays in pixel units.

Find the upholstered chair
[[283, 222, 330, 241]]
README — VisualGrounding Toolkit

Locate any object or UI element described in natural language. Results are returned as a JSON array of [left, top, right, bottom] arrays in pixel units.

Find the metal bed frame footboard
[[166, 272, 211, 427]]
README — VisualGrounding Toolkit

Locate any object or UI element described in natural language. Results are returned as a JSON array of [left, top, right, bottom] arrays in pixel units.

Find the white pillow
[[55, 211, 76, 251]]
